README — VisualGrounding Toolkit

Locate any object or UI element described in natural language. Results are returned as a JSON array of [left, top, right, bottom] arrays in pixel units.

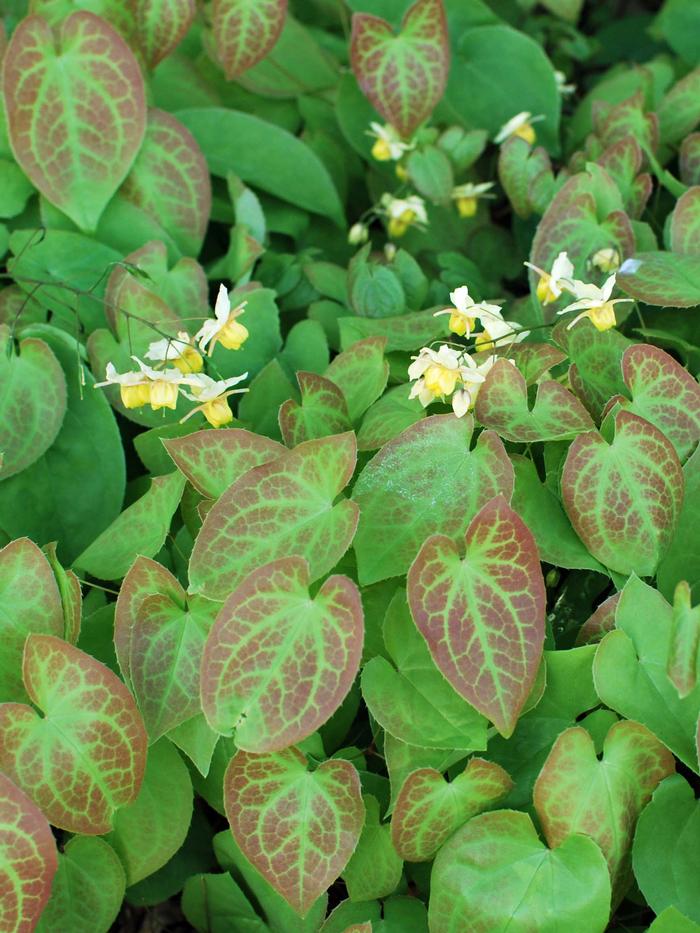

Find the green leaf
[[633, 774, 700, 925], [593, 575, 700, 771], [279, 372, 352, 447], [406, 145, 454, 204], [670, 186, 700, 257], [0, 157, 34, 219], [556, 319, 632, 418], [356, 385, 425, 451], [659, 446, 700, 600], [189, 433, 358, 601], [533, 721, 674, 898], [3, 12, 145, 231], [42, 542, 82, 644], [325, 337, 389, 422], [339, 307, 449, 352], [0, 771, 57, 933], [75, 471, 186, 581], [649, 907, 700, 933], [0, 333, 66, 479], [350, 0, 449, 138], [105, 738, 193, 885], [176, 108, 344, 226], [429, 810, 611, 933], [408, 495, 546, 737], [353, 415, 513, 585], [618, 251, 700, 307], [133, 0, 196, 69], [668, 581, 700, 698], [361, 589, 487, 751], [575, 592, 619, 647], [35, 837, 124, 933], [212, 0, 287, 79], [182, 872, 269, 932], [475, 358, 593, 442], [681, 133, 700, 186], [657, 67, 700, 146], [342, 795, 402, 901], [347, 257, 406, 320], [200, 556, 363, 751], [224, 747, 364, 915], [391, 757, 512, 862], [561, 410, 684, 576], [0, 635, 147, 833], [166, 713, 219, 777], [208, 287, 282, 384]]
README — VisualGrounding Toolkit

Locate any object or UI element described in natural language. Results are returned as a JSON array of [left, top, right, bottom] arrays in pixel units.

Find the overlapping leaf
[[659, 446, 700, 601], [350, 0, 449, 138], [342, 795, 402, 901], [667, 582, 700, 698], [561, 410, 684, 576], [408, 496, 546, 737], [213, 0, 288, 80], [324, 337, 389, 423], [0, 635, 147, 833], [200, 557, 363, 751], [134, 0, 195, 69], [669, 187, 700, 257], [224, 747, 364, 915], [189, 433, 358, 601], [556, 319, 631, 417], [618, 252, 700, 307], [353, 415, 514, 586], [42, 543, 82, 644], [279, 372, 352, 447]]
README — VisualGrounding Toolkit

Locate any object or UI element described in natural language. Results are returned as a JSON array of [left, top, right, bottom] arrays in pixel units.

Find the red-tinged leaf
[[618, 251, 700, 308], [593, 91, 658, 151], [189, 433, 359, 601], [224, 748, 364, 916], [667, 581, 700, 699], [164, 427, 286, 499], [475, 358, 593, 442], [114, 556, 186, 689], [201, 557, 363, 751], [680, 133, 700, 187], [0, 772, 57, 933], [533, 721, 674, 898], [134, 0, 196, 69], [554, 318, 631, 418], [670, 186, 700, 257], [120, 109, 211, 257], [325, 337, 389, 422], [508, 342, 567, 384], [350, 0, 449, 139], [352, 415, 514, 586], [498, 136, 552, 219], [391, 758, 513, 862], [575, 592, 620, 647], [0, 334, 66, 480], [561, 410, 685, 576], [279, 372, 352, 448], [42, 543, 82, 644], [213, 0, 288, 80], [407, 495, 546, 737], [3, 12, 146, 231], [657, 67, 700, 147], [0, 538, 64, 702], [0, 635, 147, 834], [620, 343, 700, 461]]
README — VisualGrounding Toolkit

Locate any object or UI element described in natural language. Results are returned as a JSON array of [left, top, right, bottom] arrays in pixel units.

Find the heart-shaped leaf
[[279, 372, 352, 447], [356, 385, 425, 451], [224, 747, 364, 916], [408, 495, 546, 737], [3, 12, 146, 231], [134, 0, 196, 69], [324, 337, 389, 423], [561, 410, 684, 576], [0, 772, 57, 933], [189, 433, 359, 601], [0, 538, 64, 702], [533, 721, 674, 898], [350, 0, 449, 138], [618, 252, 700, 307], [475, 358, 593, 442], [0, 334, 66, 480], [353, 415, 514, 586], [201, 557, 363, 751], [429, 810, 611, 933], [555, 319, 631, 418], [0, 635, 147, 833], [342, 795, 402, 901], [391, 758, 513, 862], [669, 187, 700, 257], [213, 0, 288, 80]]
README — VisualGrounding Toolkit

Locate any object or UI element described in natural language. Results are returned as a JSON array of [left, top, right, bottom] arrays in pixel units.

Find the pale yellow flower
[[195, 285, 249, 355]]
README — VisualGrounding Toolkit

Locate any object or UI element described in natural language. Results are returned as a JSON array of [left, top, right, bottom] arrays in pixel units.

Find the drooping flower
[[590, 247, 620, 274], [473, 311, 528, 351], [180, 372, 249, 428], [554, 70, 576, 96], [556, 274, 633, 332], [195, 284, 249, 356], [368, 122, 413, 162], [408, 345, 486, 418], [451, 181, 496, 218], [380, 194, 428, 239], [433, 285, 503, 338], [524, 251, 574, 304], [93, 362, 151, 410], [145, 330, 203, 373], [348, 222, 369, 245], [132, 357, 196, 410], [494, 111, 545, 146]]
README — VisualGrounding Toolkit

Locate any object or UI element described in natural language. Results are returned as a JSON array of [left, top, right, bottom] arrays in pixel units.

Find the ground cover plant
[[1, 0, 700, 929]]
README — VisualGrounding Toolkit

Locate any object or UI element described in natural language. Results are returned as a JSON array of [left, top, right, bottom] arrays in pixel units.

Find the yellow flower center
[[395, 163, 409, 181], [120, 383, 151, 409], [371, 137, 392, 161], [388, 209, 417, 239], [536, 274, 558, 305], [588, 302, 617, 332], [513, 122, 536, 145], [149, 380, 179, 410], [173, 346, 203, 373], [201, 396, 233, 428], [448, 310, 475, 337], [423, 364, 459, 397], [474, 331, 495, 351], [218, 319, 249, 351], [456, 196, 478, 218]]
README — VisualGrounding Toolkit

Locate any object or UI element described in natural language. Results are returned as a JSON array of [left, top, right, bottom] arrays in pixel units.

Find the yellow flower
[[145, 331, 203, 374], [451, 181, 496, 218], [368, 122, 413, 162], [524, 251, 574, 305], [93, 362, 151, 410], [408, 345, 486, 418], [181, 372, 249, 428], [94, 359, 196, 411], [433, 285, 502, 338], [557, 274, 633, 332], [381, 194, 427, 239], [195, 284, 249, 356], [494, 111, 545, 146], [590, 247, 620, 274]]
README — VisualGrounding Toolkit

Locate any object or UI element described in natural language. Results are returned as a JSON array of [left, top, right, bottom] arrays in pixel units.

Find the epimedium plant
[[1, 0, 700, 930]]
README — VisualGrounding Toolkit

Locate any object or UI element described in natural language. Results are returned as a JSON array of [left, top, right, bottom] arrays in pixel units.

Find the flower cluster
[[434, 286, 527, 348], [408, 345, 497, 418], [94, 284, 250, 427]]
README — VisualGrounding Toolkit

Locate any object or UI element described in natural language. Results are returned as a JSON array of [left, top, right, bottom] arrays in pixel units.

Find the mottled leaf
[[0, 635, 147, 833], [657, 67, 700, 147], [556, 319, 631, 418], [356, 385, 425, 452], [618, 251, 700, 307], [670, 186, 700, 257], [575, 592, 620, 646], [407, 495, 546, 737], [213, 0, 288, 80], [324, 337, 389, 423], [224, 747, 364, 915], [279, 372, 352, 447], [134, 0, 196, 69]]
